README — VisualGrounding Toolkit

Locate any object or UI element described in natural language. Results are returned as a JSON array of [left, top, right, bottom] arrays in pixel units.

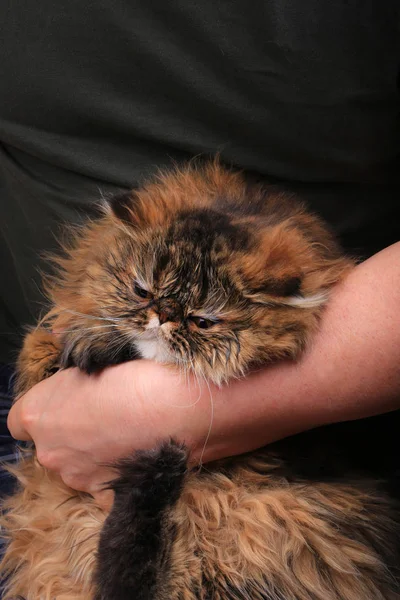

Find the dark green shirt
[[1, 0, 399, 363]]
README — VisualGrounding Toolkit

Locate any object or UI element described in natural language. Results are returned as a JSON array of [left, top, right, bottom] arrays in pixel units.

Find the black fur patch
[[108, 191, 136, 223], [172, 209, 252, 252], [253, 275, 303, 297], [60, 337, 138, 373], [93, 441, 188, 600]]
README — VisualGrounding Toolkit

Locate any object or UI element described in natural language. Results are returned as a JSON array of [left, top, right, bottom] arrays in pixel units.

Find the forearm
[[178, 242, 400, 462]]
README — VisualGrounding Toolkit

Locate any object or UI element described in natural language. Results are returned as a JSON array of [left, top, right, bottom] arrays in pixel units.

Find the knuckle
[[20, 401, 36, 431], [36, 449, 57, 471], [62, 471, 85, 491]]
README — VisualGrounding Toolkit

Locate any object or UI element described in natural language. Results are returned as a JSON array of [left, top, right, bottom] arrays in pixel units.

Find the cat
[[1, 162, 400, 600]]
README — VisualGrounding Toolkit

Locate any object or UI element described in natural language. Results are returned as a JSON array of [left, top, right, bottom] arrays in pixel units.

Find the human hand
[[7, 351, 312, 502], [7, 360, 220, 498]]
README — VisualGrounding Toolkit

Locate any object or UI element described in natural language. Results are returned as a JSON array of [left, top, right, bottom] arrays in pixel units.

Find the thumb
[[7, 396, 34, 442]]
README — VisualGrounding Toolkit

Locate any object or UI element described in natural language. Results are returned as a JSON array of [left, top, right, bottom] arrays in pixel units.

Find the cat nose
[[156, 301, 182, 325], [158, 310, 174, 325]]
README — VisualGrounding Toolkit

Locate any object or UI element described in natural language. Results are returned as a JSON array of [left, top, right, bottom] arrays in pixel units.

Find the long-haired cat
[[1, 162, 400, 600]]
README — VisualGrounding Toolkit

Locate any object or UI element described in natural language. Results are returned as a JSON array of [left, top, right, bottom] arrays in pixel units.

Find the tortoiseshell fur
[[1, 163, 400, 600]]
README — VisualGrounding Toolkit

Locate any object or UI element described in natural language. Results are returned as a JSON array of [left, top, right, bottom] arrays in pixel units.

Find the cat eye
[[189, 316, 219, 330], [134, 283, 152, 300]]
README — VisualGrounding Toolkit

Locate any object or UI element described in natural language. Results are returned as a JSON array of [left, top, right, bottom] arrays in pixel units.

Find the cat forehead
[[115, 204, 307, 297], [154, 211, 255, 275], [127, 208, 254, 276], [169, 208, 253, 251]]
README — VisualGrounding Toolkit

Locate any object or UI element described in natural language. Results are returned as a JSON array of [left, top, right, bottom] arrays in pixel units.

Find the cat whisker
[[56, 308, 123, 323], [108, 336, 134, 363], [115, 310, 142, 319], [196, 375, 214, 470], [57, 324, 119, 334]]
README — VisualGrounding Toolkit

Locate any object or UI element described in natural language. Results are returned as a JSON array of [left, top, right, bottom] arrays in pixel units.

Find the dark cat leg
[[93, 440, 188, 600], [60, 330, 139, 373]]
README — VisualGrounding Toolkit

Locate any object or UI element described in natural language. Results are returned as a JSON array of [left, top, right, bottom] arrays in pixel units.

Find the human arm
[[7, 242, 400, 496]]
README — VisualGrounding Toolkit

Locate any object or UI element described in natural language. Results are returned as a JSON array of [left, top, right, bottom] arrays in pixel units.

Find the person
[[1, 0, 399, 506]]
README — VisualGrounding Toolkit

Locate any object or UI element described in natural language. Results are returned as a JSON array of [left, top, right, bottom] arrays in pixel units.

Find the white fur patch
[[135, 318, 176, 363], [283, 292, 329, 309], [135, 338, 172, 363], [146, 316, 160, 331]]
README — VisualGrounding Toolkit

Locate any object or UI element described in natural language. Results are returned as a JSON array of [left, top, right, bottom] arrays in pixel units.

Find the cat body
[[1, 163, 399, 600]]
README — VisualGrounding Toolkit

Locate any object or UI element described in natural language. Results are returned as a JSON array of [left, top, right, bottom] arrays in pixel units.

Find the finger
[[7, 397, 34, 442], [93, 489, 115, 511]]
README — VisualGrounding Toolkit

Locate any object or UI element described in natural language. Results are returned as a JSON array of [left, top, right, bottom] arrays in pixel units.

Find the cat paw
[[16, 328, 62, 395], [60, 335, 138, 374]]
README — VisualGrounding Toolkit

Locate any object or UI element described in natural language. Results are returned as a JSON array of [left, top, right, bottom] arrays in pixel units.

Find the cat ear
[[106, 191, 137, 223], [260, 234, 305, 297], [239, 223, 339, 309], [238, 226, 305, 297], [105, 188, 172, 229]]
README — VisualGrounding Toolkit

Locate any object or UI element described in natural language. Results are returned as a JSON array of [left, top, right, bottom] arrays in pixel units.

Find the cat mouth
[[134, 335, 174, 363], [139, 320, 170, 341], [138, 329, 161, 341], [133, 321, 175, 363]]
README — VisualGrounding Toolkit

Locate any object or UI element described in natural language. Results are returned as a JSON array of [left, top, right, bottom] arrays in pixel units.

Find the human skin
[[7, 242, 400, 501]]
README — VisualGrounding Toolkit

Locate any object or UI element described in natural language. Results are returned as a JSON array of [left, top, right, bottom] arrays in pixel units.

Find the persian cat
[[1, 163, 400, 600]]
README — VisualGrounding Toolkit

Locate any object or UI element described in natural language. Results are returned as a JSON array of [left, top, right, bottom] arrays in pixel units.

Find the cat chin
[[134, 337, 175, 364]]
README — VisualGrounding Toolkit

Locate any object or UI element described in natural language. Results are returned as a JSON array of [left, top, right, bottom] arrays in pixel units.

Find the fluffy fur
[[1, 162, 399, 599]]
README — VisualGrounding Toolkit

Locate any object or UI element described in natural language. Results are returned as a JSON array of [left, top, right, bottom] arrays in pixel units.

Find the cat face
[[48, 163, 352, 383]]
